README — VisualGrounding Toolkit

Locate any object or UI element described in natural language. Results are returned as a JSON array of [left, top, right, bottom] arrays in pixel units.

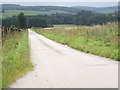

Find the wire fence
[[0, 26, 20, 46]]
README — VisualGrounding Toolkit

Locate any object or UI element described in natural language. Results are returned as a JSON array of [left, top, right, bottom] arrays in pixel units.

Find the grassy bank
[[34, 23, 119, 61], [2, 30, 33, 88]]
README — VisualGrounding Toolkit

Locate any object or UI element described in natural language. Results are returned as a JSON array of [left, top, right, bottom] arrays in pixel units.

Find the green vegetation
[[2, 10, 118, 28], [17, 13, 28, 29], [53, 24, 76, 27], [6, 10, 69, 15], [2, 30, 33, 88], [34, 23, 119, 61], [1, 10, 70, 19], [1, 4, 117, 19], [2, 4, 117, 14], [2, 4, 81, 14], [72, 6, 117, 13]]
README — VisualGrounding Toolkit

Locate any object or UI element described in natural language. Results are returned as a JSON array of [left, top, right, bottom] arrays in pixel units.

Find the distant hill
[[72, 6, 118, 13], [0, 4, 118, 19], [1, 4, 82, 13], [1, 4, 118, 14]]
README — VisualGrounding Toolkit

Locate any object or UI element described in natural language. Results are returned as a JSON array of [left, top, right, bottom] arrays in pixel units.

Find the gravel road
[[10, 29, 118, 88]]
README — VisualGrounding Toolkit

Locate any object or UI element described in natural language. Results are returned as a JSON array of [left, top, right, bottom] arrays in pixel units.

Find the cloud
[[1, 0, 119, 2]]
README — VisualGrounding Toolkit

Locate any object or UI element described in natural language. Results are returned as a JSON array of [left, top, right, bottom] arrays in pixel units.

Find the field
[[53, 24, 76, 27], [1, 10, 70, 19], [34, 23, 119, 61], [2, 30, 33, 88]]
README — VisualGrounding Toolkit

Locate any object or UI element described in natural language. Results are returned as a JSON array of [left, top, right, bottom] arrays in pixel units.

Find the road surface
[[10, 29, 118, 88]]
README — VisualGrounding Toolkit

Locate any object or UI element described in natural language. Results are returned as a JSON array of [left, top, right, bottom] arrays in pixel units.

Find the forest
[[1, 4, 119, 28], [2, 10, 118, 28]]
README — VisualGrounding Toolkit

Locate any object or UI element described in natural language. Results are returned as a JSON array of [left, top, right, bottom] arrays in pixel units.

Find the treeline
[[2, 10, 118, 28], [2, 13, 28, 29]]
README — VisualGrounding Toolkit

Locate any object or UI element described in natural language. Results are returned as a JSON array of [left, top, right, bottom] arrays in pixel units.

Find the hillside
[[1, 4, 118, 14], [1, 4, 82, 13], [72, 6, 118, 13], [0, 4, 81, 19], [0, 4, 118, 19], [1, 10, 72, 19]]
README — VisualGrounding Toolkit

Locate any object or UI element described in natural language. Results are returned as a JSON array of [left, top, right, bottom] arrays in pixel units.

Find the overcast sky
[[1, 0, 119, 7], [1, 0, 119, 2]]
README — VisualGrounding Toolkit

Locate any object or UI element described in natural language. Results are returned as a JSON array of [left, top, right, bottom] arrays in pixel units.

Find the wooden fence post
[[0, 26, 2, 46]]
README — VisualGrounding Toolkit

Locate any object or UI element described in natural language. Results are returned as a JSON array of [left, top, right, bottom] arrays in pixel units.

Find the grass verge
[[2, 30, 33, 88], [34, 23, 119, 61]]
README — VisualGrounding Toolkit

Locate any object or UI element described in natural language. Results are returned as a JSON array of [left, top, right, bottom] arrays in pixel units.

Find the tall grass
[[2, 30, 33, 88], [34, 22, 119, 61]]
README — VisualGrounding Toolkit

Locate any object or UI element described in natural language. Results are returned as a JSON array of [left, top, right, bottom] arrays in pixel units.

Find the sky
[[1, 0, 119, 7], [1, 0, 119, 2]]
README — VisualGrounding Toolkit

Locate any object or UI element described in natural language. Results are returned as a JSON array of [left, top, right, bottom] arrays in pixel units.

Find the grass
[[2, 30, 33, 88], [1, 10, 70, 19], [34, 23, 119, 61], [53, 24, 76, 27]]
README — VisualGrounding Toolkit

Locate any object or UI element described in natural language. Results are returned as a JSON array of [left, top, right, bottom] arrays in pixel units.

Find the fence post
[[0, 26, 2, 44]]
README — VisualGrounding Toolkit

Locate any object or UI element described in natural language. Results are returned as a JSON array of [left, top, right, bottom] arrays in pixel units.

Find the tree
[[17, 12, 28, 29], [2, 11, 118, 27]]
